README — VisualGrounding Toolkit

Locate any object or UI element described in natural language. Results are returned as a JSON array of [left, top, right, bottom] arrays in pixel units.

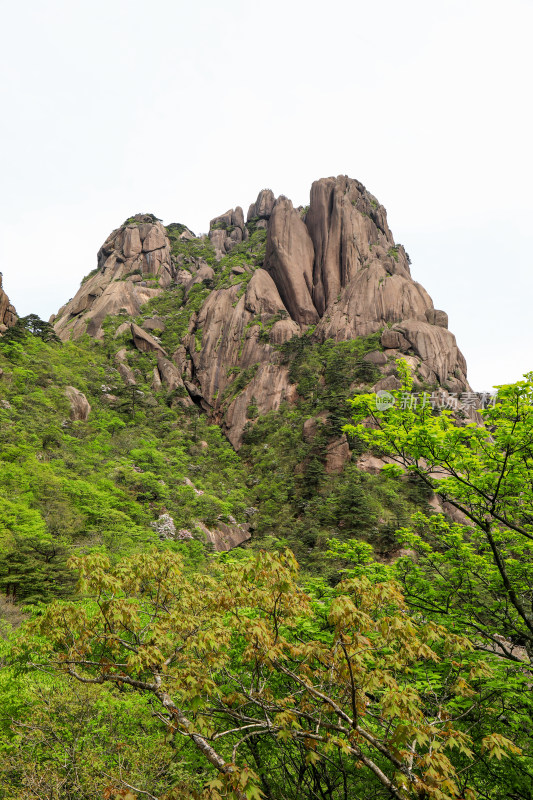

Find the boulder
[[392, 320, 467, 385], [172, 345, 188, 374], [114, 322, 131, 338], [244, 269, 288, 317], [381, 329, 411, 351], [194, 520, 251, 552], [185, 264, 215, 292], [131, 323, 166, 355], [151, 366, 162, 392], [209, 229, 227, 261], [325, 436, 351, 474], [373, 374, 402, 392], [123, 226, 142, 258], [208, 206, 247, 259], [65, 386, 91, 421], [156, 353, 190, 396], [364, 350, 388, 365], [268, 318, 300, 344], [356, 454, 390, 474], [143, 225, 167, 252], [114, 348, 128, 362], [117, 362, 136, 386]]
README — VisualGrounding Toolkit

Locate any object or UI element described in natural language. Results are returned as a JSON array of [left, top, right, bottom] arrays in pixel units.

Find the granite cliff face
[[0, 274, 17, 333], [53, 177, 469, 448]]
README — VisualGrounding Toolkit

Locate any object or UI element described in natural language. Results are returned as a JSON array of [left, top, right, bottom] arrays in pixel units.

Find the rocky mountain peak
[[247, 189, 276, 223], [52, 176, 469, 449], [54, 214, 174, 340], [183, 176, 469, 446], [0, 273, 17, 334]]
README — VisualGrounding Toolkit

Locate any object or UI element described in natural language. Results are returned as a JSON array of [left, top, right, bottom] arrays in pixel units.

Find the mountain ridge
[[50, 175, 469, 448]]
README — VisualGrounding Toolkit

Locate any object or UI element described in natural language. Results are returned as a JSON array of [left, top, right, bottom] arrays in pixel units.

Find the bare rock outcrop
[[115, 350, 136, 386], [383, 319, 467, 388], [325, 436, 352, 474], [264, 197, 318, 324], [52, 175, 470, 456], [131, 323, 166, 355], [209, 206, 248, 260], [260, 176, 468, 396], [0, 274, 17, 333], [54, 215, 173, 340], [185, 276, 298, 447], [247, 189, 276, 222], [177, 177, 469, 447], [154, 353, 193, 406], [193, 520, 251, 551], [65, 386, 91, 421]]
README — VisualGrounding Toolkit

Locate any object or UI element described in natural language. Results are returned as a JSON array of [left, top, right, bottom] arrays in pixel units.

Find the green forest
[[0, 310, 532, 799]]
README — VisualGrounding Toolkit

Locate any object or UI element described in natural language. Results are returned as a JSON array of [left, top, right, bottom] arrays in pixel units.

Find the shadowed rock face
[[0, 274, 17, 334], [54, 176, 470, 448]]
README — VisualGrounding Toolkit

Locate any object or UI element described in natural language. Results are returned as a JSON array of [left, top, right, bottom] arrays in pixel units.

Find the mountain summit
[[52, 176, 469, 447]]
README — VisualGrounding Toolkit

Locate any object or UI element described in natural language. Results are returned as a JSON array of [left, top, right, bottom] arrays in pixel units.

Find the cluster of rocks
[[0, 273, 17, 334], [208, 189, 277, 260], [209, 206, 248, 260], [53, 215, 175, 340]]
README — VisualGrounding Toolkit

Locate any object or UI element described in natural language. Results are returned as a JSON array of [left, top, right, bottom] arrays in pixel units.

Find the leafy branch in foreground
[[344, 362, 533, 666], [16, 549, 518, 800]]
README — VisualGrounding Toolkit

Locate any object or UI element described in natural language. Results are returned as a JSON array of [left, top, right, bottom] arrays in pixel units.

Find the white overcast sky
[[1, 0, 532, 391]]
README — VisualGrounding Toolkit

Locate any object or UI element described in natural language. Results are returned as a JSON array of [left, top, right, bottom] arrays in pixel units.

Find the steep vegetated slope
[[0, 322, 255, 603]]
